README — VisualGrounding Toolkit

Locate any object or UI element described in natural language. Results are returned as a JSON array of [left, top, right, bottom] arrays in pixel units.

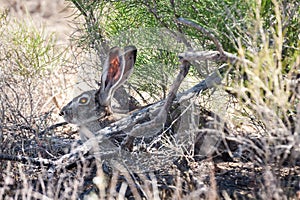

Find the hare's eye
[[79, 97, 89, 104]]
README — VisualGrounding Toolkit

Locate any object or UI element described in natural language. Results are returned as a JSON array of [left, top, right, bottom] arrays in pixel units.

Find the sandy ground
[[0, 0, 75, 44]]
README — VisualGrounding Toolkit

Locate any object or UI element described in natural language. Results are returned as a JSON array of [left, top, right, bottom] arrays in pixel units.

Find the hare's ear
[[119, 45, 137, 86], [98, 46, 137, 107]]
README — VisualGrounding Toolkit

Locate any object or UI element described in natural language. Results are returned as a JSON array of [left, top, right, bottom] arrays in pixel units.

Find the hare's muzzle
[[59, 105, 75, 124], [59, 109, 64, 116], [59, 106, 70, 117]]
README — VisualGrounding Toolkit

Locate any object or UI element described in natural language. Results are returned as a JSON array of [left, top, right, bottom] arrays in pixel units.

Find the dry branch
[[0, 153, 54, 166], [121, 59, 191, 147], [178, 50, 254, 66], [177, 18, 225, 56]]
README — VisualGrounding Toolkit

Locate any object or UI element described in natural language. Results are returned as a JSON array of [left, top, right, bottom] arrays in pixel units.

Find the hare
[[59, 46, 137, 141]]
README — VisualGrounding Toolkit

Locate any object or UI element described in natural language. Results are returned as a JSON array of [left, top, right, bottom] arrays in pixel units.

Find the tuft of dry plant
[[0, 9, 79, 198]]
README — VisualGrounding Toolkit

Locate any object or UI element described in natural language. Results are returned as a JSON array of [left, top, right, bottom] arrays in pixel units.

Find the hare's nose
[[59, 107, 69, 116], [59, 110, 65, 116]]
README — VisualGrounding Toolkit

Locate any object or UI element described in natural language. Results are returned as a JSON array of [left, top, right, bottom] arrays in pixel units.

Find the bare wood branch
[[0, 153, 54, 166], [121, 59, 191, 146], [178, 50, 254, 66], [177, 18, 225, 56], [176, 64, 229, 103], [38, 122, 68, 136]]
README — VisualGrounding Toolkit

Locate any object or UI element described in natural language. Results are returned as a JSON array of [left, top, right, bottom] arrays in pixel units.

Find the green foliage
[[0, 12, 64, 78], [132, 49, 178, 100], [70, 0, 299, 58]]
